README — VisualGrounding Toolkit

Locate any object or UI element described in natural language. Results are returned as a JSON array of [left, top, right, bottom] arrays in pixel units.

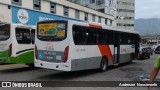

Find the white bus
[[0, 22, 35, 66], [35, 20, 139, 71]]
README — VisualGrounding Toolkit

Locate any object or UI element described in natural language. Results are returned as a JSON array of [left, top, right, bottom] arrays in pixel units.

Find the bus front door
[[114, 32, 120, 64]]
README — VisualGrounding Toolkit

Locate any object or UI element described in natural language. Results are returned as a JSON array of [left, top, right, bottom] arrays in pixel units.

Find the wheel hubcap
[[102, 61, 106, 70]]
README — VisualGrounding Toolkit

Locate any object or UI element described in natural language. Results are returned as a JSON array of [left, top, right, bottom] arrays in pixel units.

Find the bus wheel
[[99, 58, 108, 72]]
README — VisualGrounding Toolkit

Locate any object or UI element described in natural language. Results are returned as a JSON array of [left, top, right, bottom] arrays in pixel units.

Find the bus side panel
[[119, 45, 134, 63], [9, 51, 34, 64], [71, 45, 87, 71], [109, 45, 114, 66], [0, 41, 10, 63], [98, 45, 115, 66], [71, 45, 103, 71]]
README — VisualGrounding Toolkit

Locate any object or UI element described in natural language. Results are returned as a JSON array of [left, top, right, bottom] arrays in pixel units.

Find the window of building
[[92, 15, 95, 22], [50, 3, 56, 14], [96, 0, 103, 5], [97, 9, 105, 13], [33, 0, 41, 10], [64, 6, 69, 17], [110, 20, 112, 26], [16, 28, 31, 44], [105, 18, 108, 25], [84, 13, 88, 21], [98, 16, 101, 23], [75, 10, 80, 19], [117, 1, 119, 4], [12, 0, 21, 6], [90, 0, 95, 3], [118, 9, 134, 13]]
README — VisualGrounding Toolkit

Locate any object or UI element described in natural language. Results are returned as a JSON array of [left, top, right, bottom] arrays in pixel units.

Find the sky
[[135, 0, 160, 19]]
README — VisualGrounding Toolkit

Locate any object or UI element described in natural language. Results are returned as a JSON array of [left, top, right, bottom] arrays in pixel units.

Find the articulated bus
[[35, 20, 140, 71], [0, 22, 35, 66]]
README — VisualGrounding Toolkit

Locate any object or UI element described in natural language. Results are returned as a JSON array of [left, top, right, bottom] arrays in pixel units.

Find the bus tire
[[99, 57, 108, 72]]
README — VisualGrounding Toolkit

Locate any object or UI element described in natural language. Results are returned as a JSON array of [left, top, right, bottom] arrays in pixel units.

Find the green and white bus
[[0, 22, 35, 66]]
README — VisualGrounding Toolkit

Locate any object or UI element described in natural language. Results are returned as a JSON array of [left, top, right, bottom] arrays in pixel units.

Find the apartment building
[[0, 0, 115, 26], [117, 0, 135, 30], [68, 0, 135, 31], [67, 0, 117, 18]]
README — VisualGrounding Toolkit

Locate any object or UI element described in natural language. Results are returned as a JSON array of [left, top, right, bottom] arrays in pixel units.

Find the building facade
[[67, 0, 117, 18], [117, 0, 135, 30], [0, 0, 115, 27], [68, 0, 135, 31]]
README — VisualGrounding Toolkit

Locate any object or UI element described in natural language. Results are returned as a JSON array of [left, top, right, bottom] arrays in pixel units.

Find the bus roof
[[69, 20, 139, 35], [37, 20, 139, 35]]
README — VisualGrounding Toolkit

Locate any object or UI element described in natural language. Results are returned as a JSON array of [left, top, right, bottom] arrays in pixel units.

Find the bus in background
[[0, 22, 35, 66], [35, 20, 140, 71]]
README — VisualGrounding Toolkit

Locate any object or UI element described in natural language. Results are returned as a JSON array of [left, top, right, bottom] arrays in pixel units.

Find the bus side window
[[121, 32, 131, 44], [31, 29, 35, 44], [121, 33, 126, 44], [106, 30, 113, 44], [132, 34, 137, 44], [16, 28, 31, 44], [128, 34, 132, 44], [96, 29, 106, 44], [73, 25, 86, 45], [86, 27, 96, 45]]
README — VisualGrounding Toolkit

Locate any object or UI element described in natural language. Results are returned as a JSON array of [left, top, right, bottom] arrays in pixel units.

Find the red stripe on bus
[[98, 45, 114, 64], [89, 24, 102, 29]]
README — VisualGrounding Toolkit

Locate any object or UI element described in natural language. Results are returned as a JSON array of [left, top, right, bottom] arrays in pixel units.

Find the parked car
[[138, 47, 150, 60], [147, 47, 154, 55], [155, 46, 160, 54]]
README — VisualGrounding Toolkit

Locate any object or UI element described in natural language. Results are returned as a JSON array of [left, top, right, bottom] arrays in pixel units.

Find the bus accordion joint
[[63, 46, 69, 63], [8, 44, 12, 56]]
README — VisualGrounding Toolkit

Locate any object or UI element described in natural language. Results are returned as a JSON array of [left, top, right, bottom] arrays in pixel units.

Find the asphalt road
[[0, 54, 160, 90]]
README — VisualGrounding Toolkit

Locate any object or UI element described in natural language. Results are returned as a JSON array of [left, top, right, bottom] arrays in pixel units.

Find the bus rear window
[[0, 24, 10, 41], [37, 22, 67, 41], [16, 28, 31, 44]]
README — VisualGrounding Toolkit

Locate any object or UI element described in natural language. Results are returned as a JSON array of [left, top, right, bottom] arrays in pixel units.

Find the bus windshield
[[37, 22, 67, 41], [0, 24, 10, 41]]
